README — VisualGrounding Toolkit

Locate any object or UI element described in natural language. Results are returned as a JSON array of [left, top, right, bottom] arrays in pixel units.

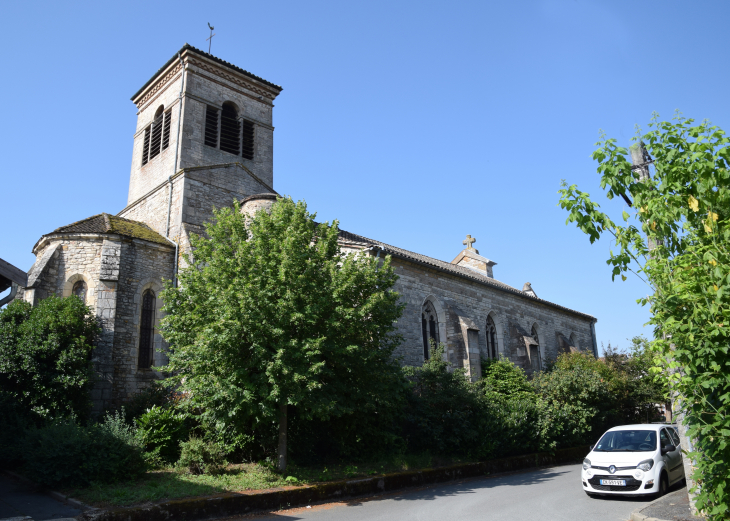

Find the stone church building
[[15, 44, 597, 410]]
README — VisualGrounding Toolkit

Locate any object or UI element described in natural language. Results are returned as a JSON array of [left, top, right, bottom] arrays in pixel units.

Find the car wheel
[[656, 473, 669, 497]]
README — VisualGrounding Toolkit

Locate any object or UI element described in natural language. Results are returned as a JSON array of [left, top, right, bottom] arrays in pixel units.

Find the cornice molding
[[188, 57, 279, 101], [135, 63, 182, 109]]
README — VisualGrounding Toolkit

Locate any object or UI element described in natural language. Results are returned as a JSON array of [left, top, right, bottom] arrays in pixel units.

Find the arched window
[[204, 101, 255, 160], [486, 315, 497, 359], [72, 280, 87, 303], [138, 289, 156, 369], [421, 301, 439, 360], [220, 102, 241, 155], [569, 332, 579, 350], [530, 325, 542, 371], [142, 105, 172, 166]]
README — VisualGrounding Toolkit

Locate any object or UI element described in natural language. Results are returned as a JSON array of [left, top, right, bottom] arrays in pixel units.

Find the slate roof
[[48, 214, 172, 247], [132, 43, 282, 101], [338, 229, 595, 321]]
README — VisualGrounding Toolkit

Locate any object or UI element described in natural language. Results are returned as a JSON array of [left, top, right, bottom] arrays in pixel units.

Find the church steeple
[[119, 44, 282, 248]]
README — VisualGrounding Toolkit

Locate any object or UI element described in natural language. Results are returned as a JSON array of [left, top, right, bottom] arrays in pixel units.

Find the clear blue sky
[[1, 0, 727, 351]]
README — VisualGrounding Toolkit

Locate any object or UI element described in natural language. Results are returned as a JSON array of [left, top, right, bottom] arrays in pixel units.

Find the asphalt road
[[0, 473, 80, 520], [243, 464, 655, 521]]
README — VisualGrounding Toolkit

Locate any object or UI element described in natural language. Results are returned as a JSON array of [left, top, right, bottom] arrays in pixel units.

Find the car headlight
[[637, 459, 654, 472], [583, 458, 591, 471]]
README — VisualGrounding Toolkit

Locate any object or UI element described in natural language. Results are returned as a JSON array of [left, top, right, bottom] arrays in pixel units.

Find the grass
[[62, 454, 471, 508]]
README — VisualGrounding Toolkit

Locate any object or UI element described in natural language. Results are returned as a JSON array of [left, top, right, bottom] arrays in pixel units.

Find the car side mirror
[[661, 444, 675, 455], [589, 445, 594, 451]]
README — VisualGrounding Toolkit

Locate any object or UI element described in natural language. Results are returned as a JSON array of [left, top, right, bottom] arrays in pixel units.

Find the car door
[[668, 428, 685, 481], [661, 428, 682, 483]]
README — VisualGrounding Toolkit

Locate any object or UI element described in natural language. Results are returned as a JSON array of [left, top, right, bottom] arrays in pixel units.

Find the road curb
[[74, 445, 588, 521]]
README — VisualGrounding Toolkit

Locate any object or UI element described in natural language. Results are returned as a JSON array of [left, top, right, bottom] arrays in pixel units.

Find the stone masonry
[[16, 44, 597, 412]]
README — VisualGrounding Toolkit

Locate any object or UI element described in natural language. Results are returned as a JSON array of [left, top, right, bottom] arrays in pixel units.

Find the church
[[14, 44, 597, 411]]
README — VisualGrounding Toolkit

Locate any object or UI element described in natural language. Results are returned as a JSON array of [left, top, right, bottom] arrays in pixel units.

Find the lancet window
[[530, 325, 542, 371], [138, 289, 156, 369], [486, 315, 497, 359], [141, 105, 172, 166], [421, 301, 439, 360]]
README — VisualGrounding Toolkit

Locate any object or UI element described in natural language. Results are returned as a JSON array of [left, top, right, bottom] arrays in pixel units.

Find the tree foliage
[[558, 114, 730, 518], [0, 296, 99, 422], [160, 197, 405, 471]]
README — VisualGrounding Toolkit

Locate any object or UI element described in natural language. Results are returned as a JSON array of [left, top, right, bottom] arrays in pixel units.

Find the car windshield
[[594, 430, 657, 452]]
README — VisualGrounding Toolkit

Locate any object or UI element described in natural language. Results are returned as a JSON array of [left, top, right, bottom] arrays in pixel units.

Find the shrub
[[115, 381, 180, 424], [177, 436, 226, 475], [136, 405, 196, 465], [532, 352, 617, 446], [480, 357, 534, 401], [402, 343, 486, 457], [0, 392, 31, 468], [0, 297, 99, 422], [23, 414, 146, 487]]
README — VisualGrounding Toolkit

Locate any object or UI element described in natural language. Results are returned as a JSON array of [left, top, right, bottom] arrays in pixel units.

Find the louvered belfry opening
[[142, 127, 151, 165], [149, 107, 165, 161], [141, 106, 171, 166], [220, 102, 241, 155], [162, 109, 172, 150], [241, 119, 255, 160], [138, 289, 156, 369], [204, 105, 219, 147]]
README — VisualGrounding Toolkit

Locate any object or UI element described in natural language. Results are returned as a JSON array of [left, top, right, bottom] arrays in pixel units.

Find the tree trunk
[[277, 400, 288, 473]]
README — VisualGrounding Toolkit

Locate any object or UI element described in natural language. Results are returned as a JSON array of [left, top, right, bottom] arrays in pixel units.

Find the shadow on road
[[327, 466, 573, 510]]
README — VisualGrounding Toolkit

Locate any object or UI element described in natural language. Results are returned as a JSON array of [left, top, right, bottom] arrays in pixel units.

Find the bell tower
[[118, 44, 283, 251]]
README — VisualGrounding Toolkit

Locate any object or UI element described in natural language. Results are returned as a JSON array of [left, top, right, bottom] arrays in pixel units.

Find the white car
[[582, 424, 685, 497]]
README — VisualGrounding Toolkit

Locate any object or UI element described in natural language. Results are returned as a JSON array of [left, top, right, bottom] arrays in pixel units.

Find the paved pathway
[[0, 474, 80, 520], [242, 464, 655, 521]]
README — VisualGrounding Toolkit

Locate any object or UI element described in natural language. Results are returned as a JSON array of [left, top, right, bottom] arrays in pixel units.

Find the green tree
[[0, 295, 99, 422], [160, 197, 404, 472], [558, 114, 730, 518]]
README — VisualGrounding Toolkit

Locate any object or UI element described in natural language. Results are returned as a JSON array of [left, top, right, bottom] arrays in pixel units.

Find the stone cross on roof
[[463, 234, 476, 251]]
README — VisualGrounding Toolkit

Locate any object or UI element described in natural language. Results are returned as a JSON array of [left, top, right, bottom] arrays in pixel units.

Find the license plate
[[600, 479, 626, 486]]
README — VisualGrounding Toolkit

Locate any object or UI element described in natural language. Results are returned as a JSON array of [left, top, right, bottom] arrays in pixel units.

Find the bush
[[402, 344, 487, 457], [23, 413, 146, 487], [177, 436, 226, 475], [532, 352, 619, 447], [0, 297, 99, 422], [136, 405, 196, 465], [114, 381, 180, 424], [0, 392, 31, 468], [480, 357, 534, 401]]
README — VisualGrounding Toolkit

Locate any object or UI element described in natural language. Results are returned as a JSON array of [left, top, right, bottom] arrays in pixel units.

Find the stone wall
[[119, 174, 184, 240], [23, 233, 175, 410], [109, 238, 175, 405], [128, 74, 184, 204], [127, 55, 276, 209], [178, 68, 274, 188], [388, 258, 595, 377]]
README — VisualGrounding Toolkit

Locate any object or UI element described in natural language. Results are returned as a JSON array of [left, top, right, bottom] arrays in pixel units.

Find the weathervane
[[206, 23, 215, 54]]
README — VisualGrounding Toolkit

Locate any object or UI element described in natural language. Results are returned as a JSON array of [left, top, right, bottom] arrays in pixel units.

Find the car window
[[594, 430, 657, 452], [669, 428, 681, 447], [660, 428, 671, 446]]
